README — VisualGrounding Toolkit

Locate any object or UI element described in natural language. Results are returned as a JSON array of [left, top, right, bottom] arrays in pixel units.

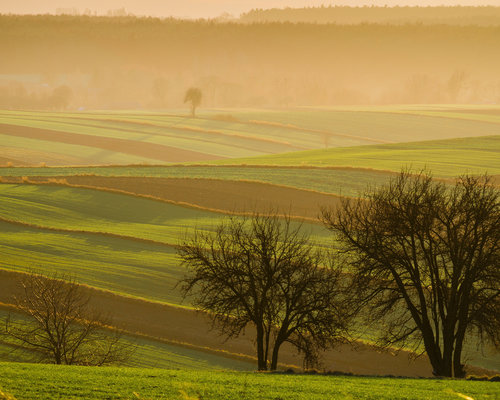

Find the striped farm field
[[0, 165, 396, 196], [0, 221, 183, 305], [0, 309, 253, 371], [0, 183, 498, 375], [226, 106, 500, 143], [1, 106, 499, 166], [0, 175, 343, 219], [0, 183, 331, 304], [213, 135, 500, 178], [1, 137, 497, 200]]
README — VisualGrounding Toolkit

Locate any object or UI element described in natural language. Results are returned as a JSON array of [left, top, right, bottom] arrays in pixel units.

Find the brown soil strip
[[0, 123, 223, 163], [0, 269, 436, 376], [8, 176, 343, 220]]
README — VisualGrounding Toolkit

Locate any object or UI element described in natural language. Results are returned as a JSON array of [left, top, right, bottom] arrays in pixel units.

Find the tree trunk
[[420, 327, 449, 376], [441, 328, 455, 377], [264, 328, 270, 370], [270, 339, 283, 371], [256, 324, 267, 371], [453, 324, 467, 378]]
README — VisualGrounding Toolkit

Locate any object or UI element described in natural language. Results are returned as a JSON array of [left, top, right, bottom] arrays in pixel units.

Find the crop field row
[[1, 107, 498, 166], [0, 308, 252, 371], [0, 110, 363, 166], [0, 363, 499, 400], [0, 183, 226, 246], [0, 176, 343, 220], [226, 108, 500, 142], [0, 135, 496, 199], [0, 184, 331, 244], [212, 135, 500, 178], [0, 165, 397, 196], [0, 183, 331, 305], [0, 221, 183, 305]]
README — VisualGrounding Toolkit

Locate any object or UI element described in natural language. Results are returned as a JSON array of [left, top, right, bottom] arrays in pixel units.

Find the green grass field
[[0, 183, 330, 305], [1, 107, 499, 166], [226, 107, 500, 142], [0, 363, 498, 400], [213, 135, 500, 177], [1, 134, 496, 200], [0, 221, 183, 305]]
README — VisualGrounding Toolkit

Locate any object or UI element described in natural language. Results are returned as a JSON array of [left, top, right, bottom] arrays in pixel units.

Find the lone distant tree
[[3, 273, 131, 366], [178, 213, 350, 371], [322, 171, 500, 377], [184, 87, 202, 117]]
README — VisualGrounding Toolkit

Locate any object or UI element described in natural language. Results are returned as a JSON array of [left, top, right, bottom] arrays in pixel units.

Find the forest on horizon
[[240, 6, 500, 25], [1, 11, 500, 109]]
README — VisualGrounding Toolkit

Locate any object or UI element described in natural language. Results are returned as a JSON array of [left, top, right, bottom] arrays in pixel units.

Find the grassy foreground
[[0, 363, 498, 400]]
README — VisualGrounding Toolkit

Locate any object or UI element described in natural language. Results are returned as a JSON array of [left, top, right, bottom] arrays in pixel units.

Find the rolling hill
[[1, 106, 499, 167], [212, 135, 500, 178], [0, 182, 333, 305], [0, 105, 499, 376]]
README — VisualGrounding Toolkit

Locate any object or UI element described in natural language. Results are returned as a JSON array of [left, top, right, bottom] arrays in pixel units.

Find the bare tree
[[2, 273, 131, 366], [178, 213, 350, 371], [184, 87, 202, 117], [322, 171, 499, 377]]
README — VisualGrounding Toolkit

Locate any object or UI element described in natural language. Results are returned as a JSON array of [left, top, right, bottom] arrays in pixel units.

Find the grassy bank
[[0, 363, 498, 400]]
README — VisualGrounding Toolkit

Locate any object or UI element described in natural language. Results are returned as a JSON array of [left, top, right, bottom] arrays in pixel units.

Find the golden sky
[[1, 0, 499, 18]]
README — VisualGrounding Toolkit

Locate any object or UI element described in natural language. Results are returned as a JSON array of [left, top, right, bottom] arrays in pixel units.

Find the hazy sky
[[2, 0, 500, 18]]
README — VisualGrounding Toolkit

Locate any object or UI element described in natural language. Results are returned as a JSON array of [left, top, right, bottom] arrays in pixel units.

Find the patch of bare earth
[[0, 123, 223, 163]]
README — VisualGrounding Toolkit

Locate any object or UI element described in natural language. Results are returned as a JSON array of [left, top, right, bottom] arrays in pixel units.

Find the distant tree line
[[0, 83, 72, 110], [179, 171, 499, 377], [240, 6, 500, 26], [1, 15, 500, 108]]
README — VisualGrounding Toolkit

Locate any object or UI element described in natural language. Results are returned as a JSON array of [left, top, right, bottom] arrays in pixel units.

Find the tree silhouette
[[178, 213, 351, 371], [184, 87, 202, 117], [322, 171, 499, 377], [3, 273, 131, 366]]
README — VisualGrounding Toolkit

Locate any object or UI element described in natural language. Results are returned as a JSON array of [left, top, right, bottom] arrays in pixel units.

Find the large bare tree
[[3, 273, 131, 366], [322, 171, 499, 377], [178, 213, 350, 371]]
